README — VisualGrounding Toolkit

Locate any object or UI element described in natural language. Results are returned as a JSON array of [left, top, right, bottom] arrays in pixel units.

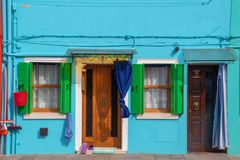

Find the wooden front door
[[82, 65, 121, 148], [188, 65, 218, 152]]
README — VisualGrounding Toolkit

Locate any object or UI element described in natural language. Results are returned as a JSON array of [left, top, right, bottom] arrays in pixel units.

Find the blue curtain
[[114, 61, 132, 118], [212, 64, 229, 149]]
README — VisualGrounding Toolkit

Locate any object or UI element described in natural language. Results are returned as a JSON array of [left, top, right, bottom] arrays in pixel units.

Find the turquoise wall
[[228, 53, 240, 155], [228, 0, 240, 155], [2, 0, 235, 154], [12, 0, 231, 56], [14, 118, 74, 154]]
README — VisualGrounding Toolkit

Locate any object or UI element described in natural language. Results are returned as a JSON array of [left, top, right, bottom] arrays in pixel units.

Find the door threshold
[[84, 148, 126, 155], [188, 151, 227, 154]]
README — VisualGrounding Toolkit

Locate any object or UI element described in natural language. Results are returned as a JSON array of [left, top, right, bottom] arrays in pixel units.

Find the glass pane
[[205, 71, 217, 116], [86, 69, 93, 137], [111, 70, 118, 137], [34, 63, 59, 85], [34, 88, 58, 108], [144, 65, 168, 85], [144, 89, 168, 109]]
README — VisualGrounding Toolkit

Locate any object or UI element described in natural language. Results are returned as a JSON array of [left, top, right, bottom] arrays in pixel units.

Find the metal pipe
[[16, 34, 233, 41], [3, 52, 72, 57], [0, 0, 3, 154], [0, 120, 14, 123], [4, 0, 13, 155]]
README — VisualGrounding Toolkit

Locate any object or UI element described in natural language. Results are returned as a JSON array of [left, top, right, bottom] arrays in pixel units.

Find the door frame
[[75, 61, 128, 152]]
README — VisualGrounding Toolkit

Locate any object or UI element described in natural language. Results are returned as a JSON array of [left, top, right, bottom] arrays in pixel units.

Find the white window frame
[[136, 58, 179, 120], [23, 57, 68, 119]]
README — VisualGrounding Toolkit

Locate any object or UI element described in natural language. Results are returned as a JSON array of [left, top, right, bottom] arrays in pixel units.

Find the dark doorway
[[188, 65, 220, 152]]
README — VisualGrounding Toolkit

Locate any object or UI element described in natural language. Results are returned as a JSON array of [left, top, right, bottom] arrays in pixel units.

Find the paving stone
[[111, 154, 135, 160], [18, 157, 33, 160], [170, 154, 185, 159], [0, 156, 16, 160], [139, 154, 155, 160], [33, 158, 54, 160], [92, 154, 111, 160], [195, 154, 216, 159], [184, 154, 198, 160], [229, 156, 240, 160], [155, 154, 171, 160], [111, 154, 141, 160], [213, 156, 230, 160], [79, 155, 95, 160]]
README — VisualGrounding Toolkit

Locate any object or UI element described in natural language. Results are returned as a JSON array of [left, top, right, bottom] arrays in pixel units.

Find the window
[[131, 63, 183, 116], [144, 64, 170, 113], [17, 62, 71, 115], [33, 63, 59, 112]]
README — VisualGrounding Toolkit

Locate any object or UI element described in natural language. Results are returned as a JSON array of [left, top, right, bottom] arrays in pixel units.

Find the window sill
[[23, 112, 66, 120], [136, 112, 178, 120]]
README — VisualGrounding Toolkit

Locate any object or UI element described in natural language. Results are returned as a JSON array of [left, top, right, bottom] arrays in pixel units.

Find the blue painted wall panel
[[15, 1, 230, 36], [227, 54, 240, 155], [128, 119, 187, 154], [15, 119, 73, 154], [13, 0, 231, 55], [228, 0, 240, 155]]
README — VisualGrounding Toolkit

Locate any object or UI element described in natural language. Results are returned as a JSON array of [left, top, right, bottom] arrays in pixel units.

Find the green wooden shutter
[[170, 64, 184, 115], [60, 63, 71, 114], [18, 62, 33, 114], [131, 64, 144, 115]]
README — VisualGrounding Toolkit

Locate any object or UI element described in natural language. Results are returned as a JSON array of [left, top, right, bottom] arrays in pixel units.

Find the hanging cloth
[[212, 64, 229, 150], [114, 61, 132, 118], [64, 113, 73, 141]]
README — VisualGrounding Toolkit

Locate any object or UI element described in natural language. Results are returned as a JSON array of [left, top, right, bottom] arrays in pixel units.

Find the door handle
[[193, 102, 200, 111]]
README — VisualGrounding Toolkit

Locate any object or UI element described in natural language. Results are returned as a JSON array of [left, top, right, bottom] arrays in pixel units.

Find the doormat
[[93, 147, 117, 154]]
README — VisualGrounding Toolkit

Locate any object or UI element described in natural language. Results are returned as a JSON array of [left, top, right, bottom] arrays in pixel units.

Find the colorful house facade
[[1, 0, 240, 155]]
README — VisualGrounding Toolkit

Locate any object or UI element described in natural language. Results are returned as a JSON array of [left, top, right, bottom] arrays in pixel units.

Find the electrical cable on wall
[[3, 34, 239, 49], [11, 40, 230, 48], [15, 35, 235, 41]]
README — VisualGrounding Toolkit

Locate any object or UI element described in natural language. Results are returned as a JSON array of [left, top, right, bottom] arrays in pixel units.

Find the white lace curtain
[[33, 64, 59, 109], [144, 65, 168, 109]]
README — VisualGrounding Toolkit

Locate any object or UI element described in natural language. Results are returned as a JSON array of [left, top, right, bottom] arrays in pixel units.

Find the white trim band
[[137, 58, 178, 64], [24, 57, 68, 63], [24, 112, 66, 119]]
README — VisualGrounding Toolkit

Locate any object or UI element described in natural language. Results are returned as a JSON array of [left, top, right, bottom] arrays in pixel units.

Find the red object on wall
[[0, 124, 8, 136], [14, 92, 28, 107]]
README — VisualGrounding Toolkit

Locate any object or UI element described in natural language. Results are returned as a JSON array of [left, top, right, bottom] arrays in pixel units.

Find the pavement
[[0, 153, 240, 160]]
